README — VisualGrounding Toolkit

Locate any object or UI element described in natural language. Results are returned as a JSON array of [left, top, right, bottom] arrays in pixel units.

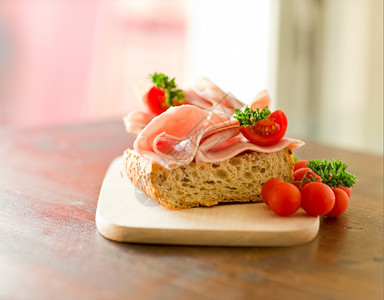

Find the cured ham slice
[[134, 102, 304, 169], [250, 89, 271, 110], [134, 79, 153, 108], [134, 105, 210, 168], [129, 77, 303, 169], [196, 136, 304, 164], [183, 89, 214, 110], [125, 77, 248, 135], [123, 110, 156, 136], [193, 77, 245, 113]]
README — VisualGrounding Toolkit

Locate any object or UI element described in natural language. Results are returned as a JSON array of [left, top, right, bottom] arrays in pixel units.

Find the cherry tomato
[[293, 167, 322, 189], [261, 178, 285, 206], [339, 185, 352, 198], [147, 87, 168, 115], [267, 182, 301, 216], [294, 160, 309, 171], [326, 188, 349, 217], [240, 110, 288, 146], [147, 87, 183, 115], [301, 182, 335, 216]]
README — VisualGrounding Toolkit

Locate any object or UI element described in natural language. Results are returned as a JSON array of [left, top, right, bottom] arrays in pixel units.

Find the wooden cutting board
[[96, 157, 320, 247]]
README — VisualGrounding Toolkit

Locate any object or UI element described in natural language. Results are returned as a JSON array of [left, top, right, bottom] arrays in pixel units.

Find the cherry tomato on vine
[[294, 160, 309, 171], [293, 167, 322, 189], [240, 110, 288, 146], [267, 182, 301, 216], [301, 182, 335, 216], [261, 178, 285, 206], [339, 185, 352, 198], [326, 188, 349, 217]]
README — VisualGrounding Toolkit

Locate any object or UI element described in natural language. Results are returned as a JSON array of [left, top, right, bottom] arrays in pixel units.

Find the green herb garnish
[[233, 106, 271, 127], [307, 158, 357, 188], [150, 72, 185, 107]]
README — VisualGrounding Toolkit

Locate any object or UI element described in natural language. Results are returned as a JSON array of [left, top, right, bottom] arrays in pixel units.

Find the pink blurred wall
[[0, 0, 100, 126], [0, 0, 186, 128], [85, 1, 186, 121]]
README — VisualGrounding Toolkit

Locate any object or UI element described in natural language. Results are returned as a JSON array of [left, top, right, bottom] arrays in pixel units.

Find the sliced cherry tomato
[[294, 160, 309, 171], [326, 188, 349, 217], [339, 185, 352, 198], [240, 110, 288, 146], [147, 87, 183, 115], [293, 167, 322, 189], [261, 178, 285, 206], [301, 182, 335, 216], [147, 87, 168, 115], [267, 182, 301, 216]]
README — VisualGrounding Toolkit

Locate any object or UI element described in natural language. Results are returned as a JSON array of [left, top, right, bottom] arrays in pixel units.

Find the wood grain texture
[[96, 157, 319, 246], [0, 121, 382, 299]]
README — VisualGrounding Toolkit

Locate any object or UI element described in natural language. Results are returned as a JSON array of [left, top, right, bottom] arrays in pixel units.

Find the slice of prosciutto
[[123, 110, 156, 136], [134, 96, 304, 169], [124, 77, 247, 135]]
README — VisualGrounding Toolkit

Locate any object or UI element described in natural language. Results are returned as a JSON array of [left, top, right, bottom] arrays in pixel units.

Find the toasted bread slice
[[123, 148, 294, 209]]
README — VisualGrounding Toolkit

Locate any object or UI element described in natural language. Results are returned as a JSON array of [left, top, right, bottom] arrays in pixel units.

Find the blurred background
[[0, 0, 382, 155]]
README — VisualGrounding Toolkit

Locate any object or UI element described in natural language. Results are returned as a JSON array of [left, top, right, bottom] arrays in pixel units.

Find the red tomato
[[326, 188, 349, 217], [294, 160, 309, 171], [267, 182, 301, 216], [293, 167, 322, 189], [147, 87, 183, 115], [301, 182, 335, 216], [147, 87, 168, 115], [261, 178, 285, 206], [339, 185, 352, 198], [240, 110, 288, 146]]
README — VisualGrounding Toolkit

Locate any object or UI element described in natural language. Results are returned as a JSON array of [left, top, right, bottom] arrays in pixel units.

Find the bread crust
[[123, 148, 294, 209]]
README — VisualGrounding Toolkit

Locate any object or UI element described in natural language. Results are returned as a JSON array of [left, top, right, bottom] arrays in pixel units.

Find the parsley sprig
[[307, 159, 357, 188], [150, 72, 185, 107], [234, 106, 271, 127]]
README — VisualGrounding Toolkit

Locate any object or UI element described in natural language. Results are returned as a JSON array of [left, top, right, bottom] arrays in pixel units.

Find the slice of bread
[[123, 148, 294, 209]]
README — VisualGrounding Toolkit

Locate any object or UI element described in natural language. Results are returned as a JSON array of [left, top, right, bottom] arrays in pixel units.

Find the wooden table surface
[[0, 121, 382, 299]]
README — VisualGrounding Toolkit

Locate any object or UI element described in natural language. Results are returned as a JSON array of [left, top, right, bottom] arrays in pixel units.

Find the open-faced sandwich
[[123, 73, 304, 209]]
